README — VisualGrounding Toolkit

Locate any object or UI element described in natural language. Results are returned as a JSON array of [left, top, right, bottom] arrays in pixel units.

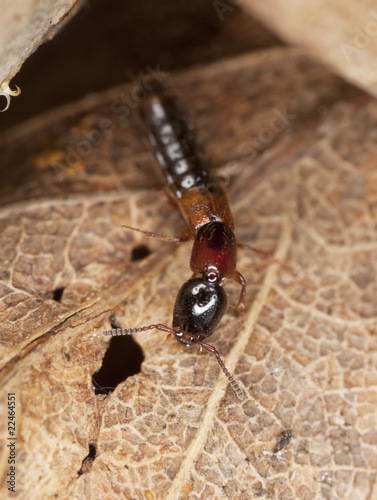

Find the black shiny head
[[172, 277, 227, 347]]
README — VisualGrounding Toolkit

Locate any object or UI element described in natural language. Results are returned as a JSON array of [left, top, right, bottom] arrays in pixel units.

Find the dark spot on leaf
[[92, 317, 144, 395], [254, 489, 268, 497], [52, 287, 65, 302], [78, 442, 97, 476], [274, 429, 292, 452], [64, 352, 70, 361], [130, 244, 152, 262]]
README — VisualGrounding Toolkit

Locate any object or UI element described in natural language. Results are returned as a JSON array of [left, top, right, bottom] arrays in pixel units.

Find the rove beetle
[[105, 79, 248, 400]]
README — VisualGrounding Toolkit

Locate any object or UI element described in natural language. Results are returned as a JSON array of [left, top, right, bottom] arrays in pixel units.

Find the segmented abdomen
[[139, 80, 218, 200]]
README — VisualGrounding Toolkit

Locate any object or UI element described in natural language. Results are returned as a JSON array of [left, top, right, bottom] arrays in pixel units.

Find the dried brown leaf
[[0, 48, 376, 499], [0, 0, 84, 85], [243, 0, 377, 97]]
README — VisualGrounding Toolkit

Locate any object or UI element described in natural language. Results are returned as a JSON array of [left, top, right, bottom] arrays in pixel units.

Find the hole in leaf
[[130, 244, 152, 262], [77, 442, 97, 476], [52, 287, 65, 302], [92, 318, 144, 396]]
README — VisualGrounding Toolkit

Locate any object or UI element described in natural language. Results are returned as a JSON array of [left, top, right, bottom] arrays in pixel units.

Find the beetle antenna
[[104, 323, 176, 336], [193, 339, 244, 400], [103, 325, 245, 400]]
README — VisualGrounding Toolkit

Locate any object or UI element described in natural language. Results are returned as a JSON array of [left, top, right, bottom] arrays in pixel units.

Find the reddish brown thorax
[[190, 221, 237, 283]]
